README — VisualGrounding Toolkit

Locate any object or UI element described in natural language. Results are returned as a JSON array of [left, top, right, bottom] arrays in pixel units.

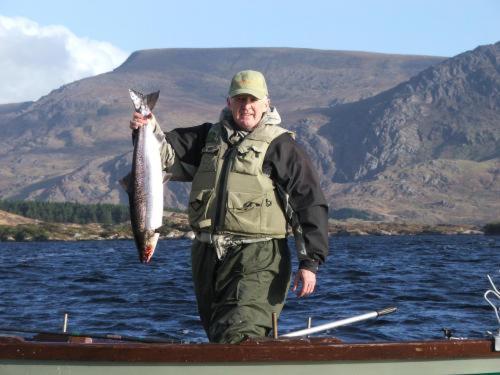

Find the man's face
[[227, 94, 270, 131]]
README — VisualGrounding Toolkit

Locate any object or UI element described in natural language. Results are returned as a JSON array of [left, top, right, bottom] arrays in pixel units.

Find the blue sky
[[0, 0, 499, 103], [3, 0, 499, 56]]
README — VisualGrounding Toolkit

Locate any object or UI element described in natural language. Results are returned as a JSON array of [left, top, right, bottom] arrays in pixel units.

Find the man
[[130, 70, 328, 343]]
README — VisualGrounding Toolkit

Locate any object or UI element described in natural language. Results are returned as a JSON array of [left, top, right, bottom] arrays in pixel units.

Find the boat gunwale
[[0, 336, 499, 363]]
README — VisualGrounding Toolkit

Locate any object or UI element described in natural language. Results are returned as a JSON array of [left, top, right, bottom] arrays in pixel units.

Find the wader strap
[[195, 232, 272, 259]]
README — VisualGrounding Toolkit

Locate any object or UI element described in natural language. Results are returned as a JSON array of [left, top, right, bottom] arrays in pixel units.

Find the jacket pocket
[[198, 144, 220, 173], [225, 191, 264, 234], [231, 144, 264, 176], [260, 190, 287, 235], [188, 189, 213, 229]]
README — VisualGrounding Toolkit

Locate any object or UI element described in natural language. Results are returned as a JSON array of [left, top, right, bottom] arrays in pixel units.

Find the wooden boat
[[2, 276, 499, 374], [1, 333, 500, 375]]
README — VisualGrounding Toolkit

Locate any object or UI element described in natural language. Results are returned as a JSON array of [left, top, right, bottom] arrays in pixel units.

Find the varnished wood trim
[[0, 336, 498, 363]]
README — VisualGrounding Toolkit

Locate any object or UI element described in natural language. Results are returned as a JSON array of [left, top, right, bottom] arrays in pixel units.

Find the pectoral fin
[[119, 172, 132, 193]]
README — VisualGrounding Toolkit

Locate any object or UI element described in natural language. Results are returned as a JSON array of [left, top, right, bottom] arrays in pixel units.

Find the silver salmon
[[127, 89, 163, 263]]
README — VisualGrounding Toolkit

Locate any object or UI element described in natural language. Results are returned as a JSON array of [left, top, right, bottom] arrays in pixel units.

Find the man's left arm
[[264, 133, 329, 297]]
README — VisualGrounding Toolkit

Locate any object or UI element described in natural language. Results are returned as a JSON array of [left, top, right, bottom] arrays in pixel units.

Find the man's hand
[[292, 269, 316, 298], [129, 112, 151, 130]]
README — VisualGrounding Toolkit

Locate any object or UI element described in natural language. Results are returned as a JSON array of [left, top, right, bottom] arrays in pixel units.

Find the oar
[[281, 306, 397, 338], [0, 327, 181, 344]]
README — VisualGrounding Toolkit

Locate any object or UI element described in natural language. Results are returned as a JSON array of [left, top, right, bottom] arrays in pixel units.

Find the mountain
[[1, 44, 498, 224], [287, 42, 500, 224], [0, 47, 443, 212]]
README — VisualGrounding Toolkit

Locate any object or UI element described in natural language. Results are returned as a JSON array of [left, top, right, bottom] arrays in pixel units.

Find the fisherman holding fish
[[129, 70, 328, 344]]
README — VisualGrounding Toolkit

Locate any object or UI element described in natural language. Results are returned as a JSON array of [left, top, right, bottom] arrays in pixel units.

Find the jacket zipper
[[213, 146, 237, 233]]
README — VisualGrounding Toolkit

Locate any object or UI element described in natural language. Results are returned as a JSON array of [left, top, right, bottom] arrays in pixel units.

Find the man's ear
[[226, 97, 231, 107]]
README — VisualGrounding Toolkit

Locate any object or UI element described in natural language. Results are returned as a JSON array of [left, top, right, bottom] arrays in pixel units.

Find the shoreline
[[0, 219, 488, 242]]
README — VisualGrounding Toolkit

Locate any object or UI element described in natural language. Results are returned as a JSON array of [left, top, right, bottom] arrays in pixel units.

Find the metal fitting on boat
[[494, 331, 500, 352]]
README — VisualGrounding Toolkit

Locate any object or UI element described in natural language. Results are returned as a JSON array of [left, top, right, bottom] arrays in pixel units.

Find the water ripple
[[0, 236, 499, 343]]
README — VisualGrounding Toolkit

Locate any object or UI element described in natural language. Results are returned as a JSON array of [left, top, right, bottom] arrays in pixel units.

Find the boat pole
[[281, 307, 397, 338], [62, 313, 68, 333], [272, 312, 278, 339]]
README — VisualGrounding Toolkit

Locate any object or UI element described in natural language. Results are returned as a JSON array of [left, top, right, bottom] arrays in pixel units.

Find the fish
[[126, 89, 164, 263]]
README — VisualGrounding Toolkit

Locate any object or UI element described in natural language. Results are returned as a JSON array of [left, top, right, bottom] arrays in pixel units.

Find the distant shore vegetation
[[483, 222, 500, 235], [0, 199, 130, 224], [0, 224, 51, 241]]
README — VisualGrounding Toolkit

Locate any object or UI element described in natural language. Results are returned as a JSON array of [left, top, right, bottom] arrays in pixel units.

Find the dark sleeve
[[263, 133, 329, 273], [164, 123, 212, 167]]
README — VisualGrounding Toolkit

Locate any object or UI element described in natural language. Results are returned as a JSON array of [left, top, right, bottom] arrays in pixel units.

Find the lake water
[[1, 235, 499, 343]]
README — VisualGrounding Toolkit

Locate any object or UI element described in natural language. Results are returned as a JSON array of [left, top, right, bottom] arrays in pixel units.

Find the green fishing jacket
[[188, 120, 292, 237]]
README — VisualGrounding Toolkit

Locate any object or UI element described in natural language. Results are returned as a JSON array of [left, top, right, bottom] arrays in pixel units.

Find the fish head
[[139, 230, 160, 263]]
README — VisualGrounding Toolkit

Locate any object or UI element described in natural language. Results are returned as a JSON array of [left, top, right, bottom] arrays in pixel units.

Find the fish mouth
[[141, 246, 154, 263], [139, 231, 160, 263]]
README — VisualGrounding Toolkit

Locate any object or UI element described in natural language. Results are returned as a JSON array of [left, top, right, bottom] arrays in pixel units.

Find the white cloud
[[0, 16, 128, 104]]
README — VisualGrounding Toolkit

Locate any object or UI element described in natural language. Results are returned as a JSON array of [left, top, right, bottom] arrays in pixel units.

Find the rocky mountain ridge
[[0, 47, 442, 208], [320, 43, 499, 181], [0, 45, 498, 224], [285, 42, 499, 223]]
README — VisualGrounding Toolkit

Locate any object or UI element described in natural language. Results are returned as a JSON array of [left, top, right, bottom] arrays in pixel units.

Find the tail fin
[[129, 89, 160, 113], [146, 91, 160, 111]]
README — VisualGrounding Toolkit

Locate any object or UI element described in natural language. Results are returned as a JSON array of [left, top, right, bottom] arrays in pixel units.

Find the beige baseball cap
[[228, 70, 269, 99]]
